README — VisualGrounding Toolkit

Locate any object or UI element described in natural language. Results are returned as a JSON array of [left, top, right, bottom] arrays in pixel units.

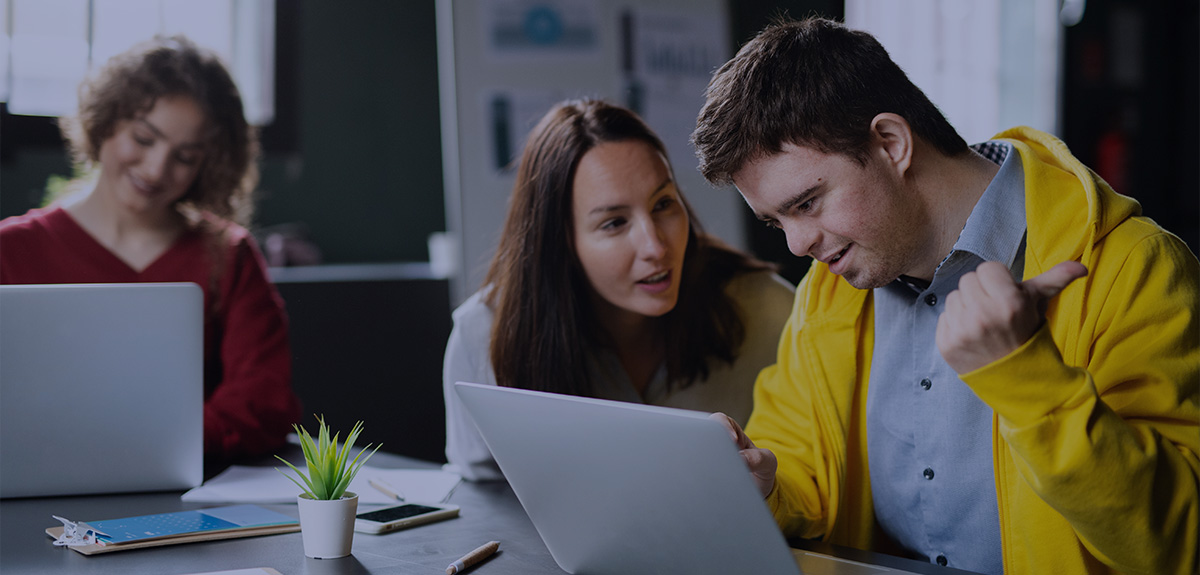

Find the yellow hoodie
[[746, 127, 1199, 575]]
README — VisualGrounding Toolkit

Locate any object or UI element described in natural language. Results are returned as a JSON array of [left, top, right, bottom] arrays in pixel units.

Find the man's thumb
[[1023, 261, 1088, 301]]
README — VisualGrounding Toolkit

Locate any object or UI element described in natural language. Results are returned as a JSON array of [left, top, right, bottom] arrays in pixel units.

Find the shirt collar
[[948, 141, 1026, 269]]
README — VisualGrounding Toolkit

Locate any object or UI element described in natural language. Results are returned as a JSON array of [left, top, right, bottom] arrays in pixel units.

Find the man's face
[[732, 142, 932, 289]]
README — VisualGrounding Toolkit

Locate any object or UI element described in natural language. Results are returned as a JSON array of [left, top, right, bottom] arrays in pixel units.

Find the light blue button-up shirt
[[866, 142, 1024, 575]]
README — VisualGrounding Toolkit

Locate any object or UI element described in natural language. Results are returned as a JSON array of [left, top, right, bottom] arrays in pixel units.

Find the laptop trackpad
[[793, 549, 908, 574]]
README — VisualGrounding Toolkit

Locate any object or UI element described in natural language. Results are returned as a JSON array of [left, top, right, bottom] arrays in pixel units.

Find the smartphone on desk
[[354, 503, 460, 534]]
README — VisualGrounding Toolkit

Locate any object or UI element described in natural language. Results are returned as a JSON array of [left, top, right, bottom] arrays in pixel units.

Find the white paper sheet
[[181, 465, 462, 505]]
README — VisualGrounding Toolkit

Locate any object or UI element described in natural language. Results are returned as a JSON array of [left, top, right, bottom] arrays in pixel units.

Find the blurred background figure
[[0, 35, 301, 464]]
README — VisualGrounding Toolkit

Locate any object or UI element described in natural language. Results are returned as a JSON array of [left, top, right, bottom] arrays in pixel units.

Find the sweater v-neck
[[47, 205, 197, 278]]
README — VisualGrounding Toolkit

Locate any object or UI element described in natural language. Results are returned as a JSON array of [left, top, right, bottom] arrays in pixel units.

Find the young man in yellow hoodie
[[692, 17, 1198, 575]]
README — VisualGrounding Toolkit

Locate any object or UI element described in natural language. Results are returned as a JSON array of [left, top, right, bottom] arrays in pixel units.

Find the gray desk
[[0, 451, 977, 575], [0, 451, 559, 575]]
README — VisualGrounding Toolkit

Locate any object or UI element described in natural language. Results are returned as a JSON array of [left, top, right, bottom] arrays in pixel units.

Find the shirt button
[[936, 555, 948, 566], [924, 293, 938, 306], [920, 378, 932, 390], [923, 467, 935, 480]]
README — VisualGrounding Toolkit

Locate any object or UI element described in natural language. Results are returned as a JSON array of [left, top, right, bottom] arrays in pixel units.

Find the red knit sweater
[[0, 205, 301, 460]]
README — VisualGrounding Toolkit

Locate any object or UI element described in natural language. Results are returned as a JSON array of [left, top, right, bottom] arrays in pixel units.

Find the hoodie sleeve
[[963, 227, 1199, 575]]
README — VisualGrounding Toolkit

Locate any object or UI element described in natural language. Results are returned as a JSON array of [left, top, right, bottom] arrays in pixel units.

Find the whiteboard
[[436, 0, 746, 306]]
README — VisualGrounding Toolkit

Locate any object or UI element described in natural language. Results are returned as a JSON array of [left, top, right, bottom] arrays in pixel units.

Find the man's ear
[[870, 113, 913, 176]]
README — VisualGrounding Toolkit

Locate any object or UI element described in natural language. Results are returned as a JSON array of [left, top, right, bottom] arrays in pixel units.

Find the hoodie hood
[[993, 126, 1142, 278]]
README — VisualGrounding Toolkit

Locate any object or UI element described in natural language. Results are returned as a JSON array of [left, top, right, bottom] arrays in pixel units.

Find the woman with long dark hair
[[443, 99, 794, 480]]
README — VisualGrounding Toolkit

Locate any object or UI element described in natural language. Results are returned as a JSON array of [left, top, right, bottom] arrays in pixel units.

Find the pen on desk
[[446, 540, 500, 574], [368, 478, 405, 502]]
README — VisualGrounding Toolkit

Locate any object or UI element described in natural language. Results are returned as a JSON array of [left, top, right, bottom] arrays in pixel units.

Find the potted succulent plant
[[276, 415, 380, 559]]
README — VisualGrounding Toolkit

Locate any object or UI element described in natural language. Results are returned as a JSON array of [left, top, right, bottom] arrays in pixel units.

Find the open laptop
[[0, 283, 205, 498], [455, 381, 932, 575]]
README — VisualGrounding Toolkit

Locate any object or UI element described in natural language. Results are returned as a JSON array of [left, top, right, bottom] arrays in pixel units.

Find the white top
[[442, 270, 796, 480]]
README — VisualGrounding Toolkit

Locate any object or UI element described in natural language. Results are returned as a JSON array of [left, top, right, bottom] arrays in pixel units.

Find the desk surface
[[1, 451, 977, 575]]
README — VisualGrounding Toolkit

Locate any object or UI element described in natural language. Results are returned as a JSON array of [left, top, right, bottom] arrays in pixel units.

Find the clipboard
[[45, 504, 300, 555]]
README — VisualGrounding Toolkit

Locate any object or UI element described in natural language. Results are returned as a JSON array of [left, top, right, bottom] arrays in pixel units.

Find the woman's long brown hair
[[485, 99, 771, 397]]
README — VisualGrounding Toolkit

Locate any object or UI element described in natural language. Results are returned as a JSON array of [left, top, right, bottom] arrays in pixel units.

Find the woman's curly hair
[[58, 35, 259, 226]]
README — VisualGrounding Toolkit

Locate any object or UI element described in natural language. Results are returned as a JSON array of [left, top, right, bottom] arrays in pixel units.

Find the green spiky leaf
[[274, 415, 381, 500]]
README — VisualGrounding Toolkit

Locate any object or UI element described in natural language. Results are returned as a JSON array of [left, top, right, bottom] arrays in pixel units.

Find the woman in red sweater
[[0, 36, 301, 462]]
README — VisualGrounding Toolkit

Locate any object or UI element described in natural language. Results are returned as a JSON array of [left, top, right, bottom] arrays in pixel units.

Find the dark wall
[[1061, 0, 1199, 254], [254, 0, 445, 264], [276, 278, 452, 463]]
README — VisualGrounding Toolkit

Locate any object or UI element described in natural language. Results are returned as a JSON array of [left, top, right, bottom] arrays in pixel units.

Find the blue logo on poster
[[524, 6, 563, 45]]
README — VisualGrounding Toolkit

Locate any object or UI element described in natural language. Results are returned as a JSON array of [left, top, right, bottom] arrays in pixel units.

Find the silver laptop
[[455, 381, 926, 575], [0, 283, 205, 498]]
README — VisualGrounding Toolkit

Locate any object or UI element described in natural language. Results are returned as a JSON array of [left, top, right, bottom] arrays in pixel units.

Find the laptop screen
[[454, 381, 801, 575], [0, 283, 204, 498]]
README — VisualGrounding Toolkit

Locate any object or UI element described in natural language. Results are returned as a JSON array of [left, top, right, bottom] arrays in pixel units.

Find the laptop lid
[[0, 283, 204, 498], [454, 380, 801, 575]]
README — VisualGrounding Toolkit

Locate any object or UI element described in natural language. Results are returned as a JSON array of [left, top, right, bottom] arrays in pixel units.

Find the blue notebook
[[89, 504, 297, 543], [47, 505, 299, 555]]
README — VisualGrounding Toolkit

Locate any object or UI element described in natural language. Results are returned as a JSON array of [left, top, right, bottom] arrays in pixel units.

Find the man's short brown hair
[[692, 17, 968, 185]]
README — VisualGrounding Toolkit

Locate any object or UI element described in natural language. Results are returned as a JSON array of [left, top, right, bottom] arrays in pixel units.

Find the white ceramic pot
[[297, 491, 359, 559]]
